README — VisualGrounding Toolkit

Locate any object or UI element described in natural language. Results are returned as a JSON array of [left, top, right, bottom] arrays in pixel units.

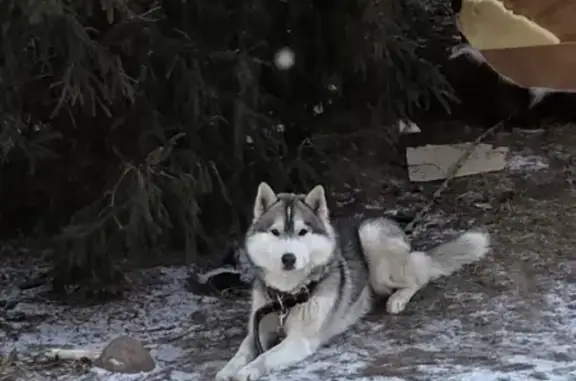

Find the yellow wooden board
[[482, 43, 576, 89], [458, 0, 576, 89], [501, 0, 576, 41]]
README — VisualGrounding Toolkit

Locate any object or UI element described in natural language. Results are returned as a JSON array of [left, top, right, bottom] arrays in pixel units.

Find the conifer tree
[[0, 0, 457, 296]]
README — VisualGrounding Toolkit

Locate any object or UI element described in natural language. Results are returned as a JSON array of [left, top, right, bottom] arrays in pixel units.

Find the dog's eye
[[270, 229, 280, 236], [298, 229, 308, 236]]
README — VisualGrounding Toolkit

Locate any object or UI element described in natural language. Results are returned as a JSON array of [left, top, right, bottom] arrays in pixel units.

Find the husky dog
[[215, 182, 490, 381]]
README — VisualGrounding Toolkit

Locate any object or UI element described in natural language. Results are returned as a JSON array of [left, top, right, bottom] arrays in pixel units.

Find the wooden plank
[[459, 0, 561, 50], [481, 42, 576, 89], [502, 0, 576, 42], [406, 143, 509, 183]]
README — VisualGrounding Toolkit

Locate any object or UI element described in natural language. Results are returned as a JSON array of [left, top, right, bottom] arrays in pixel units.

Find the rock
[[94, 336, 155, 374]]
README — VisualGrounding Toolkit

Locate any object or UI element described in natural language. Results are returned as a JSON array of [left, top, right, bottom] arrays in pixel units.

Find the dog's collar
[[252, 281, 319, 355], [265, 281, 319, 305]]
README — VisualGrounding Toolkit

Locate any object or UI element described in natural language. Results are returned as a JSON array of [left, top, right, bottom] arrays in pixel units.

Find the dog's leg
[[233, 334, 321, 381], [232, 292, 337, 381], [384, 252, 431, 314], [358, 218, 411, 298], [216, 287, 275, 381], [215, 333, 257, 381], [386, 285, 421, 314], [371, 279, 393, 296]]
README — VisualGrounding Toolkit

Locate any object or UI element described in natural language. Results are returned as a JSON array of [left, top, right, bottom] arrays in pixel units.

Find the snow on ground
[[506, 153, 549, 173], [1, 148, 574, 380], [5, 267, 201, 350], [1, 264, 575, 381]]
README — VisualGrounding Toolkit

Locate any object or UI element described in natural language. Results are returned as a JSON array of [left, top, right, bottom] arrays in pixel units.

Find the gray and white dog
[[215, 182, 490, 381]]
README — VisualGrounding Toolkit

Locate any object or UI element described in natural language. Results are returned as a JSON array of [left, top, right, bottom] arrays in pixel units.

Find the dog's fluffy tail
[[427, 231, 490, 280]]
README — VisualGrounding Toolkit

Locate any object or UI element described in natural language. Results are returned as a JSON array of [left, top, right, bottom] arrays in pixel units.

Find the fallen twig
[[46, 348, 101, 361], [404, 120, 506, 233]]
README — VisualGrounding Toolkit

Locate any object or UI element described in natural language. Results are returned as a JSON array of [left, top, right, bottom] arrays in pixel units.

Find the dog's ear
[[304, 185, 329, 220], [253, 182, 277, 221]]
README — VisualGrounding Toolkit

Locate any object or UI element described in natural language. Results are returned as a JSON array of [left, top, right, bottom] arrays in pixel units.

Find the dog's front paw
[[386, 294, 407, 314], [234, 363, 265, 381], [215, 365, 238, 381]]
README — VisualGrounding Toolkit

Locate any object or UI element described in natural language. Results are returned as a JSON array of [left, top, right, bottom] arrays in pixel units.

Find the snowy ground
[[1, 126, 576, 381], [0, 263, 575, 381]]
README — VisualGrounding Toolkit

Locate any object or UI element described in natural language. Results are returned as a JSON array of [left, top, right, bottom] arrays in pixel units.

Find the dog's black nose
[[281, 253, 296, 269]]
